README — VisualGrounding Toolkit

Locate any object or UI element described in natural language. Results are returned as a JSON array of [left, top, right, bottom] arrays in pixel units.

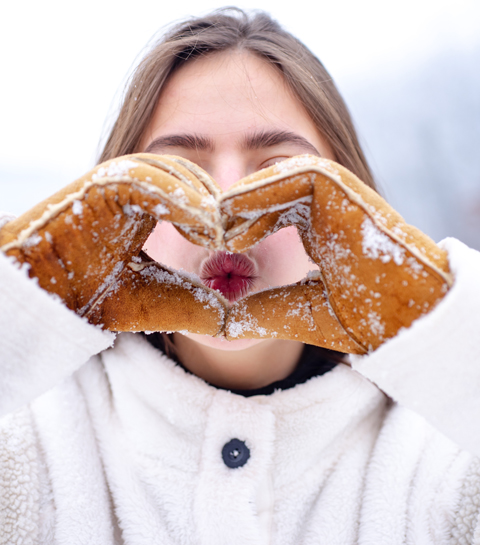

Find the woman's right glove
[[0, 155, 228, 336]]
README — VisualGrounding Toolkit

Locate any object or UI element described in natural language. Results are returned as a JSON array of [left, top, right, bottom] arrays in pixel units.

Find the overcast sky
[[1, 0, 480, 215]]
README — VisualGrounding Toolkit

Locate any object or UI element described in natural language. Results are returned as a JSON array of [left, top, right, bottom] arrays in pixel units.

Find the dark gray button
[[222, 439, 250, 469]]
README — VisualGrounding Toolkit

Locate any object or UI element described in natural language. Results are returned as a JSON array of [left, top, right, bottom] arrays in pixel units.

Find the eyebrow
[[242, 129, 320, 156], [144, 134, 214, 154], [143, 129, 320, 156]]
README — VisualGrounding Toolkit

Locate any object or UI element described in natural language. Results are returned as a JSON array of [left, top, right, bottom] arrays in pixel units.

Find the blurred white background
[[1, 0, 479, 248]]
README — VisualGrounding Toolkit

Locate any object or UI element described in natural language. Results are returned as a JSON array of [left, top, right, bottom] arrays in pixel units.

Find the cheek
[[253, 226, 317, 286], [142, 222, 206, 270]]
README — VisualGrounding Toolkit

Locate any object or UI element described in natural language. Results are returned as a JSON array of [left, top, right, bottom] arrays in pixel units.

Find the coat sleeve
[[350, 237, 480, 456], [0, 215, 114, 417]]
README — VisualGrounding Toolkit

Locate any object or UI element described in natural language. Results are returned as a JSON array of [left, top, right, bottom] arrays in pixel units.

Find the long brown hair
[[98, 7, 376, 190]]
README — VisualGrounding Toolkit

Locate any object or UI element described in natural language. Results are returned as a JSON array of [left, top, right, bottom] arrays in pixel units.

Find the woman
[[1, 8, 480, 544]]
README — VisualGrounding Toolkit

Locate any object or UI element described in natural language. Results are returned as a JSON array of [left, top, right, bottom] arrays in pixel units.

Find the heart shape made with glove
[[0, 154, 452, 354]]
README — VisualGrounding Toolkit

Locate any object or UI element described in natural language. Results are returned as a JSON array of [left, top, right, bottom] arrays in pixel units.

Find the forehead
[[161, 50, 287, 100], [147, 50, 314, 135]]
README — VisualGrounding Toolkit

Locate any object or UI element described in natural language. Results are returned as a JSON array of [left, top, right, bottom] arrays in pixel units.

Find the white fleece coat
[[1, 236, 480, 545]]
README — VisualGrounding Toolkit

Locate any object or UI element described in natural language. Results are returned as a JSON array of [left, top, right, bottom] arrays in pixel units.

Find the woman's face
[[141, 50, 334, 351]]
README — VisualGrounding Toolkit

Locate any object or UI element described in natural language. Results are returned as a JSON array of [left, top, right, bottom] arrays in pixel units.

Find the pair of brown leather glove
[[0, 154, 452, 354]]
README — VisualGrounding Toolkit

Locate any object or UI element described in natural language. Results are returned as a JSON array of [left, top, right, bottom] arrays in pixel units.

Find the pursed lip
[[200, 252, 257, 302]]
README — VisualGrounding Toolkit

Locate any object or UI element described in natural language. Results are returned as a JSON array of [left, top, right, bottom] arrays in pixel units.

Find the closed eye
[[259, 156, 291, 170]]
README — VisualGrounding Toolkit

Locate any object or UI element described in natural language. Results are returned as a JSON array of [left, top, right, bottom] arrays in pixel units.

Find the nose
[[209, 155, 248, 192]]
